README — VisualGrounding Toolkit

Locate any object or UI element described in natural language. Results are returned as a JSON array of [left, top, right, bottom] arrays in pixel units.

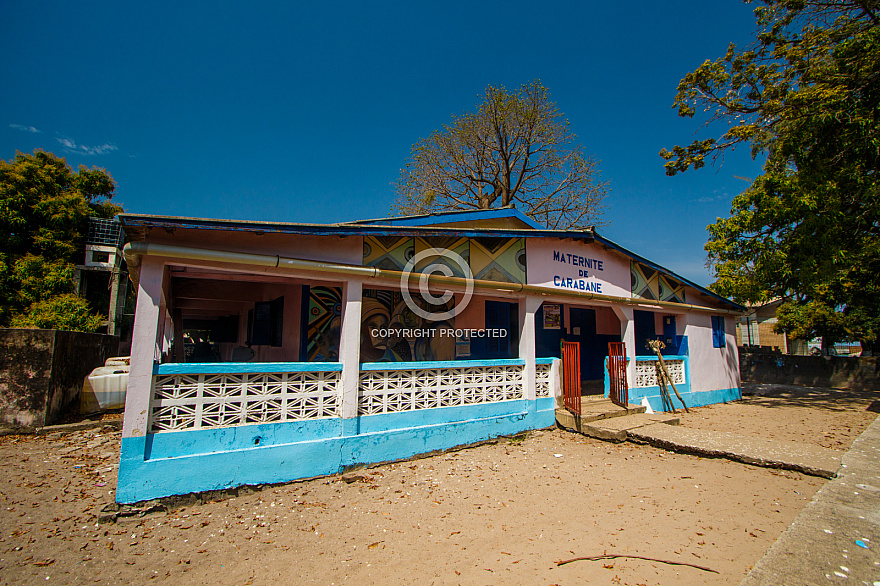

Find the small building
[[736, 299, 790, 353], [116, 209, 743, 503]]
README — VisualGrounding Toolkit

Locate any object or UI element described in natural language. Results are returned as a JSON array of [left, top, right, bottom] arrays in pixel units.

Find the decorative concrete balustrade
[[148, 359, 558, 433], [149, 363, 344, 432], [358, 360, 526, 415], [633, 357, 687, 388]]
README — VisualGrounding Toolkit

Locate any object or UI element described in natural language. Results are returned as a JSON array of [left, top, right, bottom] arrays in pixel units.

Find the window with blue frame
[[711, 316, 726, 348]]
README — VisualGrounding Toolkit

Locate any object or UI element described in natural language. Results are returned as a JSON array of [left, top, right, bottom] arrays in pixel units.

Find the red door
[[562, 340, 581, 415], [607, 342, 628, 407]]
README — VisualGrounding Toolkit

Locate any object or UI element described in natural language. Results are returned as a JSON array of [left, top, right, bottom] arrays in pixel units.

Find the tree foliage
[[10, 294, 105, 332], [0, 150, 120, 331], [661, 0, 880, 349], [394, 80, 609, 229]]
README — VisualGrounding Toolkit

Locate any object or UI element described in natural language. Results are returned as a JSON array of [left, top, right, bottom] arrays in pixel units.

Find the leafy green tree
[[394, 80, 609, 229], [0, 150, 121, 331], [10, 294, 105, 332], [661, 0, 880, 352]]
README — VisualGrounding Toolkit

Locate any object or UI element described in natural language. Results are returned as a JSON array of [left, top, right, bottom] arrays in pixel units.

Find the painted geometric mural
[[631, 261, 685, 303], [363, 236, 413, 271], [306, 286, 342, 362], [413, 236, 470, 278], [658, 274, 686, 303], [471, 237, 525, 283], [363, 236, 525, 284]]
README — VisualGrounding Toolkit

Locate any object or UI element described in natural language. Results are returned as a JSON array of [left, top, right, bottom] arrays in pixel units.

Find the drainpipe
[[123, 242, 745, 316]]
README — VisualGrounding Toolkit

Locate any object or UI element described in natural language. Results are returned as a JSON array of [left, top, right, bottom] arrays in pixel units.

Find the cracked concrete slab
[[627, 423, 843, 479], [741, 415, 880, 585]]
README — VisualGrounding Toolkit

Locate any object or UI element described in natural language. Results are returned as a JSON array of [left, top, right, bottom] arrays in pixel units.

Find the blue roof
[[345, 208, 545, 229]]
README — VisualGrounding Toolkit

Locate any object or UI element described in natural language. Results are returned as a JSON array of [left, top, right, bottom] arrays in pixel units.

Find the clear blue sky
[[2, 1, 765, 286]]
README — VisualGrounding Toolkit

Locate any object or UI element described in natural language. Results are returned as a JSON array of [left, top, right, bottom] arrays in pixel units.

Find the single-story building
[[116, 209, 743, 503]]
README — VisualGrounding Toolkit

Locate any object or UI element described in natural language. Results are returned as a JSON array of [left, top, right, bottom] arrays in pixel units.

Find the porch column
[[518, 296, 542, 401], [612, 306, 636, 391], [339, 279, 363, 420], [122, 256, 165, 439]]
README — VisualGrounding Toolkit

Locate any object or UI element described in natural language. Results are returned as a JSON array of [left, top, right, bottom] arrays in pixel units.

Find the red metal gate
[[562, 340, 581, 415], [607, 342, 628, 407]]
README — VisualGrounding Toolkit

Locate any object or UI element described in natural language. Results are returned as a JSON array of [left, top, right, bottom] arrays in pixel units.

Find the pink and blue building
[[116, 209, 742, 503]]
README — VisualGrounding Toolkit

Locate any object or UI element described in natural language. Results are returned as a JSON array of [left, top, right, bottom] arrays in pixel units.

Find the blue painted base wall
[[621, 386, 741, 413], [117, 397, 556, 503]]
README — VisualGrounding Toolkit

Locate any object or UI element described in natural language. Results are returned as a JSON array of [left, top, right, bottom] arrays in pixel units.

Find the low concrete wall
[[0, 329, 119, 428], [740, 350, 880, 390]]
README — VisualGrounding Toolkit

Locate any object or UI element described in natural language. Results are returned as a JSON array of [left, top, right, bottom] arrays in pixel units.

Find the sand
[[0, 384, 873, 585]]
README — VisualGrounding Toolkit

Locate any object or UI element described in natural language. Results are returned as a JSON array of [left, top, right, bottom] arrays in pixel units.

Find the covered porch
[[118, 249, 559, 503]]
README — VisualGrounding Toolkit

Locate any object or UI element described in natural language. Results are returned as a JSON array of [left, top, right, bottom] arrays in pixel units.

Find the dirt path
[[0, 384, 872, 585]]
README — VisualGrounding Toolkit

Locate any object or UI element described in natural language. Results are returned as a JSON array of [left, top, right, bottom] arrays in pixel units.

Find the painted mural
[[360, 289, 456, 362], [631, 261, 686, 304], [363, 236, 526, 283], [306, 286, 342, 361]]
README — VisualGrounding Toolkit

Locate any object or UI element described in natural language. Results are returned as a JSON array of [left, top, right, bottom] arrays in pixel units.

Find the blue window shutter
[[712, 316, 725, 348]]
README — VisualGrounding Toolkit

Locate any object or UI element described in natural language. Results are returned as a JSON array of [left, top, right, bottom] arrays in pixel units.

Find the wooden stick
[[555, 553, 719, 574], [647, 340, 690, 413], [656, 363, 675, 414], [656, 351, 690, 413]]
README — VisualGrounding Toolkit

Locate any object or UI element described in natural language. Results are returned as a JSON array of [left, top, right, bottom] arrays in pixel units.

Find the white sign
[[550, 249, 606, 293]]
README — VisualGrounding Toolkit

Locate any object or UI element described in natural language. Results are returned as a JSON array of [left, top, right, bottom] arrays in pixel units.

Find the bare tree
[[393, 80, 608, 229]]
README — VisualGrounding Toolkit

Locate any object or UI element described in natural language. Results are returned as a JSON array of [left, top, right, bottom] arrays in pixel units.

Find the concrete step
[[555, 399, 648, 433], [578, 413, 680, 443], [576, 399, 646, 422]]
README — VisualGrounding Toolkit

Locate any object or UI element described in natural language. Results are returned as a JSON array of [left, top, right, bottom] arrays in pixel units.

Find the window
[[248, 296, 284, 347], [711, 316, 726, 348]]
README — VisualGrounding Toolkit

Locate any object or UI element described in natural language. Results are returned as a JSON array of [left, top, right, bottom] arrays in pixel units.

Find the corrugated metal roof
[[118, 211, 743, 311]]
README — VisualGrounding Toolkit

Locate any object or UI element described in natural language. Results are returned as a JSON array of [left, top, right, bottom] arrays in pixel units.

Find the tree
[[661, 0, 880, 351], [0, 150, 121, 331], [393, 80, 609, 229]]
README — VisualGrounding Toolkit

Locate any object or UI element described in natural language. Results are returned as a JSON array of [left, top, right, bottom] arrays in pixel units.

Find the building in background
[[735, 299, 862, 356], [76, 218, 134, 353]]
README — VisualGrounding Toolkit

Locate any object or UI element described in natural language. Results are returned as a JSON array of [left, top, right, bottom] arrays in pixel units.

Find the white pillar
[[613, 306, 636, 389], [339, 279, 363, 420], [122, 257, 165, 439], [518, 296, 542, 401]]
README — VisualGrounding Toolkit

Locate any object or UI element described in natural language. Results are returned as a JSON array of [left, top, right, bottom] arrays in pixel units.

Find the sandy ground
[[0, 385, 873, 586], [677, 383, 878, 450]]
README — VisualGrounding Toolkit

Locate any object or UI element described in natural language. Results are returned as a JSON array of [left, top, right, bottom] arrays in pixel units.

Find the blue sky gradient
[[2, 1, 765, 285]]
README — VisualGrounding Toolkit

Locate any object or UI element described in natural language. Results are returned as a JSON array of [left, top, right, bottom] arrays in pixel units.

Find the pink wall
[[149, 229, 363, 265], [686, 313, 741, 392]]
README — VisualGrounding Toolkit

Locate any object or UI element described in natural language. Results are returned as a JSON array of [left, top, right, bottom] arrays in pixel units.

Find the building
[[76, 218, 128, 337], [116, 209, 743, 503], [736, 299, 789, 352]]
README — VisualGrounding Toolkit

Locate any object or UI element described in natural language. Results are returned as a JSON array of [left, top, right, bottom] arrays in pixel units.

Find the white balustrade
[[358, 362, 525, 415], [150, 369, 341, 432], [633, 359, 686, 388]]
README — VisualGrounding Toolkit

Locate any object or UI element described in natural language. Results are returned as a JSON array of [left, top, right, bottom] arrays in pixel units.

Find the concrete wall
[[118, 397, 556, 503], [0, 329, 119, 428], [740, 351, 880, 390]]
